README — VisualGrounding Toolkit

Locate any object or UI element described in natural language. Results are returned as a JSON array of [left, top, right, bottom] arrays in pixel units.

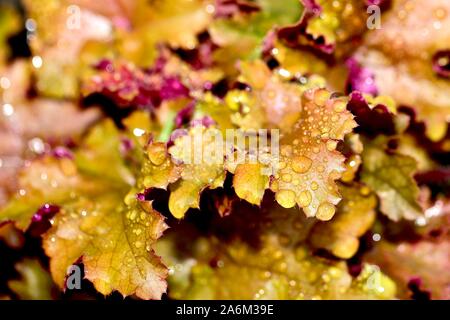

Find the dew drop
[[316, 202, 335, 221], [434, 7, 447, 19], [311, 181, 319, 191], [273, 250, 283, 259], [148, 144, 166, 166], [291, 155, 312, 174], [28, 137, 45, 154], [275, 261, 287, 273], [281, 173, 292, 183], [276, 189, 296, 208], [298, 190, 312, 207], [0, 76, 10, 89], [281, 145, 293, 157], [60, 158, 77, 176], [313, 89, 330, 105], [2, 103, 14, 116], [32, 56, 43, 69], [359, 185, 370, 196], [333, 100, 346, 113]]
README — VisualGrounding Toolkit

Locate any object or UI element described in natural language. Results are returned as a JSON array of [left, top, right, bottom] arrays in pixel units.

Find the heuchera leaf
[[7, 258, 55, 300], [310, 183, 377, 259], [140, 142, 182, 190], [168, 125, 227, 218], [84, 60, 189, 109], [0, 156, 101, 230], [354, 0, 450, 141], [340, 133, 364, 183], [0, 5, 21, 65], [130, 0, 214, 50], [366, 240, 450, 300], [156, 199, 396, 299], [23, 0, 113, 98], [270, 39, 328, 76], [43, 192, 168, 300], [209, 0, 303, 69], [233, 163, 269, 205], [347, 91, 397, 136], [0, 121, 169, 299], [194, 92, 234, 132], [230, 88, 357, 219], [271, 88, 357, 219], [345, 58, 378, 96], [278, 0, 367, 57], [237, 60, 303, 129], [361, 137, 423, 221]]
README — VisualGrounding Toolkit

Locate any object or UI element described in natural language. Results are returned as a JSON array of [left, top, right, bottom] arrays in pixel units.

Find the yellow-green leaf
[[310, 183, 377, 259], [156, 200, 396, 300], [8, 258, 55, 300], [168, 125, 226, 218]]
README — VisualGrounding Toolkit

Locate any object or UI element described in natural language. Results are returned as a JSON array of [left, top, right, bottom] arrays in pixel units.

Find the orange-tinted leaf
[[140, 142, 181, 190], [271, 88, 357, 219], [43, 193, 168, 299]]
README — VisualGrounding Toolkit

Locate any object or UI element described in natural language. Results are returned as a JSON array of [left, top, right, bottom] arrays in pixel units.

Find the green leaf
[[8, 258, 55, 300], [209, 0, 303, 66], [361, 137, 423, 221]]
